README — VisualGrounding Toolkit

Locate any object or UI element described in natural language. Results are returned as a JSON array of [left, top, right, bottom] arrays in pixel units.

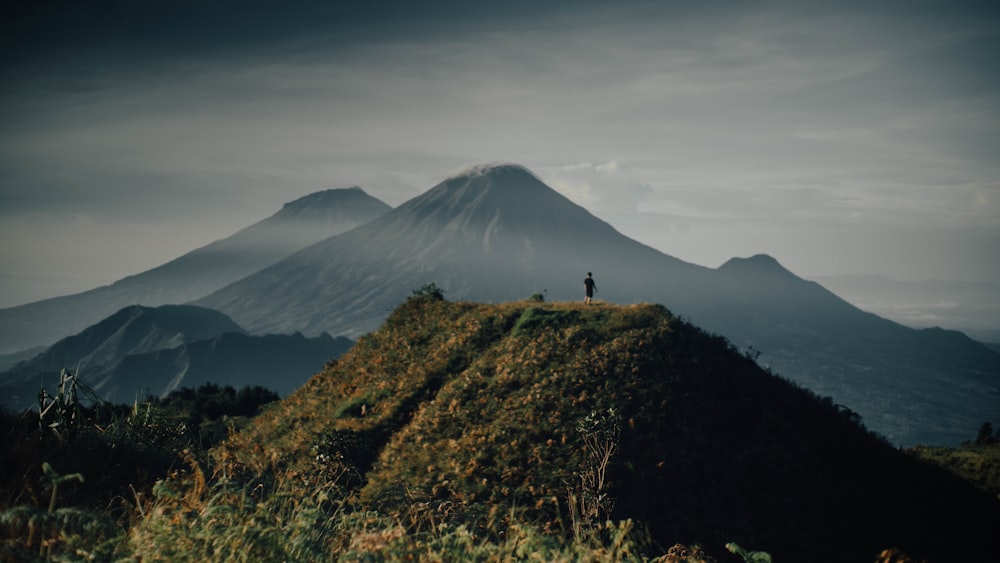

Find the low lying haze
[[2, 1, 998, 313]]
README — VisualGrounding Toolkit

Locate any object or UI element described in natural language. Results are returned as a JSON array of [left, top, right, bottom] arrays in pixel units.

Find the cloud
[[2, 0, 1000, 308], [541, 161, 654, 214]]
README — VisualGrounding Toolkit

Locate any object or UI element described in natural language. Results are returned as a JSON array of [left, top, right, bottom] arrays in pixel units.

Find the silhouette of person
[[583, 272, 597, 304]]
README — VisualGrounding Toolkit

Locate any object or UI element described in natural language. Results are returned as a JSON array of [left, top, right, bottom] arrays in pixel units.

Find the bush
[[410, 283, 446, 301]]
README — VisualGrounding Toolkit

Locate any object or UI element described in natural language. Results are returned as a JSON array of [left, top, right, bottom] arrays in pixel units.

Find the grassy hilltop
[[3, 295, 998, 561], [209, 295, 997, 562]]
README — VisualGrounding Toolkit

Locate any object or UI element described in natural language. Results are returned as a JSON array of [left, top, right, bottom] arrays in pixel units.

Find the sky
[[1, 0, 999, 309]]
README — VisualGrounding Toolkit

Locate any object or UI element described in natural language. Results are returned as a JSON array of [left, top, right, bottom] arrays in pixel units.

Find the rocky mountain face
[[0, 188, 391, 354], [0, 305, 351, 407], [196, 164, 1000, 446]]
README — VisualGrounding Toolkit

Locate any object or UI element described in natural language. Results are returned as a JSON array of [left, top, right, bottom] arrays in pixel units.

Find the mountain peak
[[445, 162, 535, 181], [274, 187, 391, 222], [397, 162, 591, 231], [280, 187, 363, 208], [718, 254, 794, 277], [0, 186, 392, 353]]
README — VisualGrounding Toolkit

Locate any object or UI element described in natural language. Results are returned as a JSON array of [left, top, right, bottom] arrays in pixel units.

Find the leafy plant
[[410, 282, 446, 301], [0, 464, 124, 560], [568, 407, 622, 541], [40, 462, 83, 514]]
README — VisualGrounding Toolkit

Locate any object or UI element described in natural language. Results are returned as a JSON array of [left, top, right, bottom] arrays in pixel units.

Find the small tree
[[567, 407, 622, 541], [976, 421, 995, 445]]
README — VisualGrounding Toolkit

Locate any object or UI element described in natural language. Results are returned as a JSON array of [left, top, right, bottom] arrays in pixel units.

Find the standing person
[[583, 272, 597, 304]]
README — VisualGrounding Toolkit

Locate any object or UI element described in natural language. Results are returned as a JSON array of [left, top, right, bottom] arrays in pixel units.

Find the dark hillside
[[222, 298, 1000, 562]]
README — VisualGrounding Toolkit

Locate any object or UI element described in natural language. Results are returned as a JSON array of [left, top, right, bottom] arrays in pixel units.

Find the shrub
[[410, 283, 446, 301]]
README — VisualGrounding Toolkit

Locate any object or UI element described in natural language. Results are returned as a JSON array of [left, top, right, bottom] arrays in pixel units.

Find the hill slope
[[94, 331, 352, 402], [222, 297, 1000, 562], [1, 304, 242, 376], [0, 188, 391, 353], [197, 164, 1000, 446]]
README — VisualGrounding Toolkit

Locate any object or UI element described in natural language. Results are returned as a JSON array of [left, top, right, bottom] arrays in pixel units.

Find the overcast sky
[[1, 0, 998, 308]]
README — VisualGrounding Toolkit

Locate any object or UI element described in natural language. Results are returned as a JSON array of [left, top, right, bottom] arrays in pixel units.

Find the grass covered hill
[[218, 296, 1000, 562]]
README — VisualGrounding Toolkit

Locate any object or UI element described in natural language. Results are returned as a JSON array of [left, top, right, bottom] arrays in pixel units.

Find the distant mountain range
[[812, 274, 1000, 343], [0, 188, 390, 353], [0, 305, 352, 408], [1, 163, 997, 446], [195, 164, 1000, 446]]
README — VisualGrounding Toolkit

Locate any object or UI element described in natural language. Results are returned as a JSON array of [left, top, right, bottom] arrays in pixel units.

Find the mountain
[[195, 164, 717, 337], [811, 274, 1000, 343], [703, 255, 1000, 447], [195, 163, 1000, 447], [0, 304, 352, 407], [0, 188, 391, 354], [85, 331, 352, 402], [0, 346, 45, 373], [220, 298, 1000, 562], [0, 304, 243, 407]]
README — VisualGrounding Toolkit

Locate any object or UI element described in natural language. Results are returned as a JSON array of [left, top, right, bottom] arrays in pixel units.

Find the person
[[583, 272, 597, 304]]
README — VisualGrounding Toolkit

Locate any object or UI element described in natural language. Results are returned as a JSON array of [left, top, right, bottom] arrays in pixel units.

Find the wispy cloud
[[1, 0, 998, 306]]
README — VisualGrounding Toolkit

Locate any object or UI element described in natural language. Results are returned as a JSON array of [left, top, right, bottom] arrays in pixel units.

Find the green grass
[[908, 441, 1000, 499]]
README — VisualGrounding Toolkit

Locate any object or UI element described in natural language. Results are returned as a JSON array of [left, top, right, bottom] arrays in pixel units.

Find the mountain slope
[[763, 320, 1000, 448], [703, 254, 1000, 446], [221, 298, 1000, 562], [0, 304, 352, 406], [196, 164, 716, 338], [0, 304, 243, 406], [196, 164, 1000, 446], [811, 274, 1000, 343], [95, 331, 353, 402], [0, 188, 391, 353]]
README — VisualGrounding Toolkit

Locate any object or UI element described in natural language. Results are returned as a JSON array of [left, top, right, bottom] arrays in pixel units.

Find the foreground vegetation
[[0, 399, 714, 562], [2, 295, 998, 561], [908, 424, 1000, 501]]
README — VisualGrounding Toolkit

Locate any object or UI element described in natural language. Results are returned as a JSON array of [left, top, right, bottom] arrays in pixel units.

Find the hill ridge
[[222, 297, 1000, 562]]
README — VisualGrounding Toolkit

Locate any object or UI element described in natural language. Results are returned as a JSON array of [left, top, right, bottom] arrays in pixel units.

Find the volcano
[[196, 164, 716, 337]]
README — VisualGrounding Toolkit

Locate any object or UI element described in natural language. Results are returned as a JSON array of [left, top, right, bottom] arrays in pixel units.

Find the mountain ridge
[[0, 187, 391, 354], [0, 304, 352, 407], [811, 273, 1000, 342]]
